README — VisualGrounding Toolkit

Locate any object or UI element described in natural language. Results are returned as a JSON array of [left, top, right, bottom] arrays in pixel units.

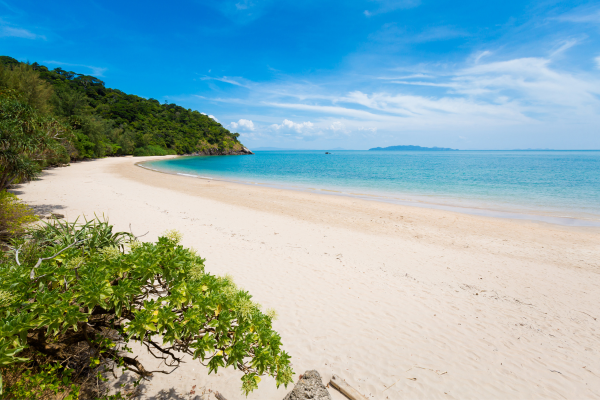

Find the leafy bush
[[0, 190, 37, 242], [1, 361, 80, 399], [0, 218, 293, 398]]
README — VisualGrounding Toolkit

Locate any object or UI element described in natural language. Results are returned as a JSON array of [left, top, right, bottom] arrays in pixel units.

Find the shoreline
[[14, 156, 600, 399], [138, 158, 600, 228]]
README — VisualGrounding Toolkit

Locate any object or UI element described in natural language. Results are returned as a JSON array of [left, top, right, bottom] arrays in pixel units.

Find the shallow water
[[143, 150, 600, 226]]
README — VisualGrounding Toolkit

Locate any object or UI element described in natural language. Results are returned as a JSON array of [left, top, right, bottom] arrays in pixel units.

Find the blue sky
[[2, 0, 600, 149]]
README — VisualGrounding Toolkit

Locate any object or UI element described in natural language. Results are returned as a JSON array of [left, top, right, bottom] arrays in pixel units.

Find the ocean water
[[142, 151, 600, 226]]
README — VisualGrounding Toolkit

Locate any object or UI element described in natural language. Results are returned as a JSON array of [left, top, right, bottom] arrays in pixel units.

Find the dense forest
[[0, 55, 250, 161]]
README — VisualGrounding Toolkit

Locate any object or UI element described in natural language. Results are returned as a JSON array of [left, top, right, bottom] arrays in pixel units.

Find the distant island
[[369, 145, 458, 151]]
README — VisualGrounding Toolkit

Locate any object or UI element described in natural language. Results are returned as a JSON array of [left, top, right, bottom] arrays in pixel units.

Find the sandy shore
[[14, 156, 600, 399]]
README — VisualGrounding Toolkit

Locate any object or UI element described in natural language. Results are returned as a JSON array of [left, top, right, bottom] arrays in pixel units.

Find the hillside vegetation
[[0, 55, 249, 162]]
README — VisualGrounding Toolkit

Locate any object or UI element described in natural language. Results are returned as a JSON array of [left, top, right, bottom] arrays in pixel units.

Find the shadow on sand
[[102, 373, 211, 400]]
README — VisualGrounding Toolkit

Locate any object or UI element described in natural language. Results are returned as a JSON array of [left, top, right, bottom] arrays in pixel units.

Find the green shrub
[[0, 191, 37, 242], [0, 218, 293, 398], [1, 361, 80, 400]]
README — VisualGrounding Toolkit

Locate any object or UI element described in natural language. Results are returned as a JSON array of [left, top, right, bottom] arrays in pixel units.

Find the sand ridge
[[15, 156, 600, 399]]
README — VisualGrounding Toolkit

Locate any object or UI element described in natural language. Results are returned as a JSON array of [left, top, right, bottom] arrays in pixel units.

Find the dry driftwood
[[329, 375, 368, 400], [215, 392, 228, 400]]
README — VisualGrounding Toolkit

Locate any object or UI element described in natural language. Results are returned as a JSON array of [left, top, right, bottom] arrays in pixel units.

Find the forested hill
[[0, 55, 251, 159]]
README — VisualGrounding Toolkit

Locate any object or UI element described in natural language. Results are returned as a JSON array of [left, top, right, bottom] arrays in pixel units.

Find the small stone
[[51, 213, 65, 219], [283, 370, 331, 400]]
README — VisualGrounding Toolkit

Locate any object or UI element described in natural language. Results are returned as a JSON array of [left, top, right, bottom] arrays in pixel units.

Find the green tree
[[0, 94, 70, 189], [0, 64, 54, 114], [0, 57, 20, 69], [51, 86, 89, 117]]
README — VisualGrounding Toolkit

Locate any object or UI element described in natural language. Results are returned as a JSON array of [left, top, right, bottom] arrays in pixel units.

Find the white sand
[[15, 156, 600, 399]]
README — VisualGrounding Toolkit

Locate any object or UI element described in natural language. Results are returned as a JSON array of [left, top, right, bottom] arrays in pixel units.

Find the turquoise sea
[[142, 151, 600, 226]]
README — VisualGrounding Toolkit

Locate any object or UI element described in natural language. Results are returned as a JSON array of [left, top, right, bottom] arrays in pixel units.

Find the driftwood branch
[[129, 223, 149, 240], [329, 375, 368, 400], [7, 245, 22, 266], [30, 238, 89, 279]]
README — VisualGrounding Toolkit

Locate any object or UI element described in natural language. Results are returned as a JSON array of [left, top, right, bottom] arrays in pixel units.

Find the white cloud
[[189, 50, 600, 148], [0, 26, 44, 40], [257, 55, 600, 136], [343, 90, 527, 122], [265, 102, 387, 120], [358, 126, 377, 133], [329, 121, 348, 133], [229, 118, 255, 131], [456, 57, 600, 111], [201, 76, 249, 88], [202, 114, 220, 122], [474, 51, 491, 63], [550, 39, 579, 57], [271, 119, 314, 134]]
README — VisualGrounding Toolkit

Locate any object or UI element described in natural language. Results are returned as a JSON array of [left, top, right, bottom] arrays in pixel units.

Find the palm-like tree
[[0, 93, 69, 189]]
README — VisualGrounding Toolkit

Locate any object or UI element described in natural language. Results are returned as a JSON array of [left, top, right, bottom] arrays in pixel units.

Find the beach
[[15, 156, 600, 399]]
